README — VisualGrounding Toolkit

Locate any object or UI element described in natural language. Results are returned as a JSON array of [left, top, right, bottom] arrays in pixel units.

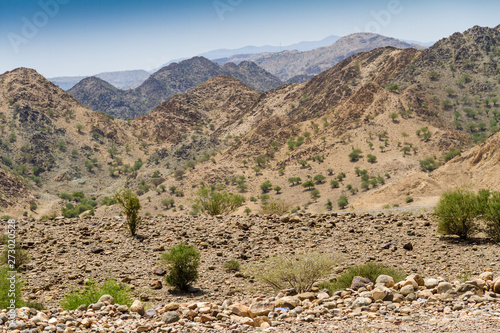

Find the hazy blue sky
[[1, 0, 499, 77]]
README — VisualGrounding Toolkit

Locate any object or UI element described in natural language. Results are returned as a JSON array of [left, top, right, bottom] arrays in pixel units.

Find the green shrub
[[330, 180, 339, 188], [367, 154, 377, 163], [444, 148, 461, 162], [320, 263, 405, 293], [194, 186, 245, 216], [250, 252, 336, 293], [162, 243, 200, 291], [405, 196, 414, 203], [420, 157, 438, 172], [0, 267, 23, 309], [59, 192, 73, 201], [435, 189, 480, 239], [224, 259, 240, 272], [113, 189, 142, 236], [1, 215, 11, 221], [313, 174, 326, 184], [348, 149, 362, 162], [338, 195, 349, 209], [260, 181, 272, 193], [484, 191, 500, 241], [60, 279, 132, 310]]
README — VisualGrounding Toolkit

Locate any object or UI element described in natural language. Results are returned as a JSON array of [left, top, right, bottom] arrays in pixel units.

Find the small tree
[[274, 186, 282, 194], [260, 180, 273, 193], [313, 174, 326, 184], [76, 124, 84, 134], [338, 195, 349, 209], [310, 189, 320, 201], [330, 180, 339, 188], [435, 189, 479, 239], [113, 189, 142, 236], [302, 180, 315, 190], [194, 186, 245, 216], [367, 154, 377, 163], [348, 149, 362, 162], [162, 243, 200, 291], [390, 113, 399, 122], [326, 199, 333, 210]]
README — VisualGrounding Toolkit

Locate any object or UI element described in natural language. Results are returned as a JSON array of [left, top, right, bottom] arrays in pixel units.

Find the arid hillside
[[1, 25, 500, 220]]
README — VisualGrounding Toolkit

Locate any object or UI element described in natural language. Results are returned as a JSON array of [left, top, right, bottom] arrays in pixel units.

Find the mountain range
[[213, 33, 425, 81], [50, 70, 151, 90], [68, 58, 281, 120], [67, 33, 427, 120], [1, 24, 499, 219]]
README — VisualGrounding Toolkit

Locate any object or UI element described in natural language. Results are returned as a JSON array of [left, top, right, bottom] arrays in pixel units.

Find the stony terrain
[[2, 211, 500, 331]]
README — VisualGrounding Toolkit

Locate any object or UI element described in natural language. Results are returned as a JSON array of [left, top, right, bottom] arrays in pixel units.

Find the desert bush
[[338, 195, 349, 209], [261, 198, 290, 215], [420, 157, 438, 172], [484, 191, 500, 241], [330, 180, 339, 188], [194, 186, 245, 216], [405, 196, 414, 203], [302, 180, 315, 190], [251, 252, 336, 293], [162, 243, 200, 291], [348, 149, 362, 162], [320, 263, 405, 293], [60, 278, 132, 310], [435, 189, 480, 239], [113, 189, 142, 236], [224, 259, 240, 272], [0, 267, 23, 309], [313, 174, 326, 184], [260, 181, 273, 193], [367, 154, 377, 163], [326, 199, 333, 211]]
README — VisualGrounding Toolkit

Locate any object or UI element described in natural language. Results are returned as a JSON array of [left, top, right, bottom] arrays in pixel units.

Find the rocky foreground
[[2, 212, 500, 332]]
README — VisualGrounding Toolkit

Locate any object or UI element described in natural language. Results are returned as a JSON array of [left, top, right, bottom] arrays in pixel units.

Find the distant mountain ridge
[[68, 57, 282, 120], [214, 33, 425, 81], [50, 70, 150, 90]]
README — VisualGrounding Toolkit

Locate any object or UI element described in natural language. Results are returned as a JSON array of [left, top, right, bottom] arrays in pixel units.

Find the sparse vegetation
[[194, 186, 245, 216], [113, 189, 142, 236], [435, 189, 480, 239], [338, 195, 349, 209], [251, 252, 336, 293], [161, 243, 200, 291], [61, 279, 132, 310]]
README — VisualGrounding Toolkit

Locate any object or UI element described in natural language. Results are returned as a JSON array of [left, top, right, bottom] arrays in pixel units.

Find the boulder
[[230, 303, 249, 317], [274, 296, 301, 309], [400, 285, 414, 296], [494, 278, 500, 294], [424, 278, 439, 289], [375, 275, 395, 288], [479, 271, 494, 281], [248, 302, 274, 318], [162, 311, 180, 324], [351, 297, 371, 308], [130, 300, 145, 316], [351, 276, 371, 290], [437, 282, 454, 294], [98, 294, 115, 305]]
